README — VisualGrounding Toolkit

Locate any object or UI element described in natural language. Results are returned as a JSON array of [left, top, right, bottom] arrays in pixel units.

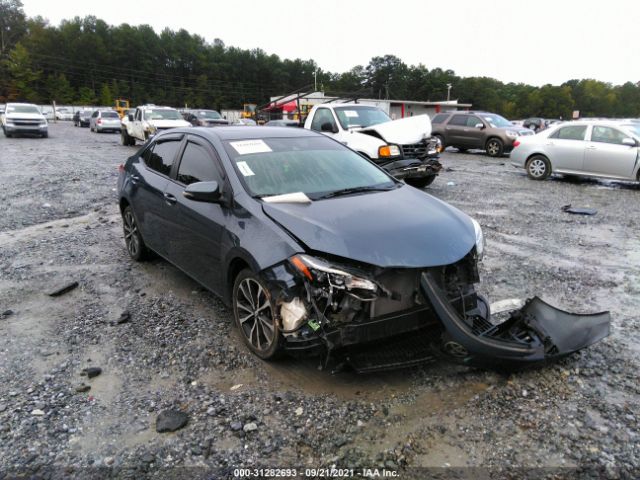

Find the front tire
[[526, 155, 551, 180], [233, 269, 281, 360], [122, 206, 150, 261], [485, 138, 504, 157], [405, 175, 437, 188]]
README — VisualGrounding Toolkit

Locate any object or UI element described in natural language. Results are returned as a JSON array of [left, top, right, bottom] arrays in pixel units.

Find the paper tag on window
[[343, 110, 359, 118], [237, 161, 255, 176], [230, 139, 272, 155]]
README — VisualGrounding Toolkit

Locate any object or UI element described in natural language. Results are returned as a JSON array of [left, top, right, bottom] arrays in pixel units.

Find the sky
[[20, 0, 640, 87]]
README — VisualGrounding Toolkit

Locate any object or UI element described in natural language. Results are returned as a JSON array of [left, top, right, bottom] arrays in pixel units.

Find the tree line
[[2, 0, 640, 119]]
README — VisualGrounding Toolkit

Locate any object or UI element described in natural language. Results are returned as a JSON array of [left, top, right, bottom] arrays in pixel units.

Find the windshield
[[223, 136, 395, 199], [482, 114, 513, 128], [334, 106, 391, 129], [7, 105, 41, 114], [620, 124, 640, 138], [197, 110, 222, 119], [144, 109, 182, 120], [101, 111, 119, 119]]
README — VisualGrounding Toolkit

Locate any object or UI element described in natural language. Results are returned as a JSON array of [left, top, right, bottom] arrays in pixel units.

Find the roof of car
[[165, 126, 319, 141]]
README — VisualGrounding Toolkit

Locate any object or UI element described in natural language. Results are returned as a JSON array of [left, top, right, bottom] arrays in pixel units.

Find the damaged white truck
[[304, 103, 443, 187], [121, 104, 190, 146]]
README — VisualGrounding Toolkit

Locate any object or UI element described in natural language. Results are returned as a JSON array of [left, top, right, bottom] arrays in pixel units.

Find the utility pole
[[314, 70, 318, 92], [446, 83, 452, 102]]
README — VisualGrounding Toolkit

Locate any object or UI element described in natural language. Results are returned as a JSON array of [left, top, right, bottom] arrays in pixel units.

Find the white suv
[[2, 103, 48, 138]]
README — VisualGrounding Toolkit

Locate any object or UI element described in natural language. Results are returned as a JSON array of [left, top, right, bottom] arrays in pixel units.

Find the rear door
[[584, 125, 638, 178], [130, 135, 184, 255], [443, 114, 469, 147], [162, 135, 228, 293], [545, 125, 588, 172]]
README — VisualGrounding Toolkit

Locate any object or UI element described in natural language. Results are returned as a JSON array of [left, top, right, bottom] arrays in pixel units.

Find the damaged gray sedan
[[117, 127, 610, 372]]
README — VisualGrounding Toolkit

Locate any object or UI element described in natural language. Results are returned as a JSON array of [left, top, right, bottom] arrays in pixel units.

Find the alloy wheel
[[235, 278, 276, 352], [123, 209, 140, 257], [487, 141, 500, 156]]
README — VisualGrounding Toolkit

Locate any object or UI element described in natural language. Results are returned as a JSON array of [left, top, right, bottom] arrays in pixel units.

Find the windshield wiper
[[311, 184, 398, 200]]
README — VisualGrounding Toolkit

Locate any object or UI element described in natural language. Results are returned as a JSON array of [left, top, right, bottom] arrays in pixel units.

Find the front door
[[162, 136, 227, 293], [584, 125, 638, 178]]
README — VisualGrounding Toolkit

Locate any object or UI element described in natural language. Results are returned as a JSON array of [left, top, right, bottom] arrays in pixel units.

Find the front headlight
[[505, 131, 519, 138], [290, 254, 377, 292], [470, 218, 485, 260], [378, 144, 401, 158]]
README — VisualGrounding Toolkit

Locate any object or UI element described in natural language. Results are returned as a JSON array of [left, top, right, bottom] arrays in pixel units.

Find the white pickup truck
[[121, 104, 190, 145], [304, 104, 442, 187]]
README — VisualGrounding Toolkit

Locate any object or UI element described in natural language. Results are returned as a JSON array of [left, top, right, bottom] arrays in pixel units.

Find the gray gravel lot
[[0, 123, 638, 479]]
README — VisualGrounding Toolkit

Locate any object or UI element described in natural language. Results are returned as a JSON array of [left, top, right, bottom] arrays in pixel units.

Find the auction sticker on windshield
[[230, 139, 272, 155], [343, 110, 359, 118], [236, 161, 255, 176]]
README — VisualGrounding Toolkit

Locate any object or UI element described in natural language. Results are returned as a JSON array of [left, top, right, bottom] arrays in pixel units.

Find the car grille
[[11, 118, 42, 126], [401, 141, 429, 158]]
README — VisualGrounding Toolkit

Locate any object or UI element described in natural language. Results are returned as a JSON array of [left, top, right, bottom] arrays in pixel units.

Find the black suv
[[431, 111, 533, 157]]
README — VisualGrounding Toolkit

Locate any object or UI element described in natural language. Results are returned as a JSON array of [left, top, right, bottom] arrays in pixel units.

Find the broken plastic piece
[[421, 271, 610, 367], [280, 297, 308, 332], [48, 281, 79, 297], [562, 204, 597, 215]]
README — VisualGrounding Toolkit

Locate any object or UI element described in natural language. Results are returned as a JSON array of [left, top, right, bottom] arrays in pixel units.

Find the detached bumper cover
[[382, 158, 443, 180], [421, 271, 610, 366]]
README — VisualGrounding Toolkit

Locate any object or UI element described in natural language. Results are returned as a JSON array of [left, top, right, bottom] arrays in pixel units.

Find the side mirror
[[183, 181, 221, 202], [321, 122, 338, 133], [475, 123, 484, 129], [622, 137, 636, 147], [128, 114, 134, 122]]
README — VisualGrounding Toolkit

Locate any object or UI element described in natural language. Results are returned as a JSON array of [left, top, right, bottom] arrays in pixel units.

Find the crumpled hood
[[359, 114, 432, 144], [149, 119, 191, 128], [262, 186, 476, 268]]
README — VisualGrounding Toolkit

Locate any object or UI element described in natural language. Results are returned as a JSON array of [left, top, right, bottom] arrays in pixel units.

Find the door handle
[[131, 175, 140, 184], [163, 193, 177, 205], [586, 145, 597, 150]]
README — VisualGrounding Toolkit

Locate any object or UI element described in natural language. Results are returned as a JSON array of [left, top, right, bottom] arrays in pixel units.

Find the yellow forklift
[[114, 99, 130, 119]]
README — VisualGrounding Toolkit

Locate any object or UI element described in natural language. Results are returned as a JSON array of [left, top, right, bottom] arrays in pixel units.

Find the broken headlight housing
[[470, 218, 485, 260], [290, 254, 377, 294]]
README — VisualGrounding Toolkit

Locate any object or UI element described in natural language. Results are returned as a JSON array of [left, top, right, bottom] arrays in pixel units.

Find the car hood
[[358, 114, 432, 144], [262, 186, 476, 268], [150, 120, 191, 128], [6, 112, 44, 120]]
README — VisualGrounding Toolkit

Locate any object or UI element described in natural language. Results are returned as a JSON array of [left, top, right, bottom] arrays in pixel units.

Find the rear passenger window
[[550, 126, 587, 141], [448, 115, 468, 126], [176, 142, 220, 185], [431, 114, 449, 124], [144, 139, 181, 176]]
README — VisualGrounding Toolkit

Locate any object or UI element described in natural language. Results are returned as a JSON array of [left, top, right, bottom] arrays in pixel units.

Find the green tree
[[99, 83, 112, 106], [45, 73, 75, 103], [76, 86, 96, 105], [3, 43, 41, 102], [0, 0, 26, 54]]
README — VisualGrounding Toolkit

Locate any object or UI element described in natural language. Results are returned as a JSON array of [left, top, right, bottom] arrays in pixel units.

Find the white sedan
[[510, 121, 640, 182]]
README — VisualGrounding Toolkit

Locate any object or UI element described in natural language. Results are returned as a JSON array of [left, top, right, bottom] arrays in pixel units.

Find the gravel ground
[[0, 123, 638, 479]]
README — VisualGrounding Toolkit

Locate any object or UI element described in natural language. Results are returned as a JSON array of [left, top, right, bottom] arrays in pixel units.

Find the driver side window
[[591, 126, 627, 145], [135, 109, 142, 121], [310, 109, 337, 132]]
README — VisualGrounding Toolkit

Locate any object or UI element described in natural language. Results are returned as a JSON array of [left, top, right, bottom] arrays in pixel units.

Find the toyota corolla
[[117, 127, 610, 372]]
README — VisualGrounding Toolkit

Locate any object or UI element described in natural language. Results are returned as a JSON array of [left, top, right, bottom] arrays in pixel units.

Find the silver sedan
[[89, 110, 122, 133], [510, 121, 640, 182]]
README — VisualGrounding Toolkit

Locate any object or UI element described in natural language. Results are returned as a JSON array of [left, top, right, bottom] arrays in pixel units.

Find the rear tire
[[405, 175, 437, 188], [233, 269, 282, 360], [526, 155, 551, 180], [485, 138, 504, 157]]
